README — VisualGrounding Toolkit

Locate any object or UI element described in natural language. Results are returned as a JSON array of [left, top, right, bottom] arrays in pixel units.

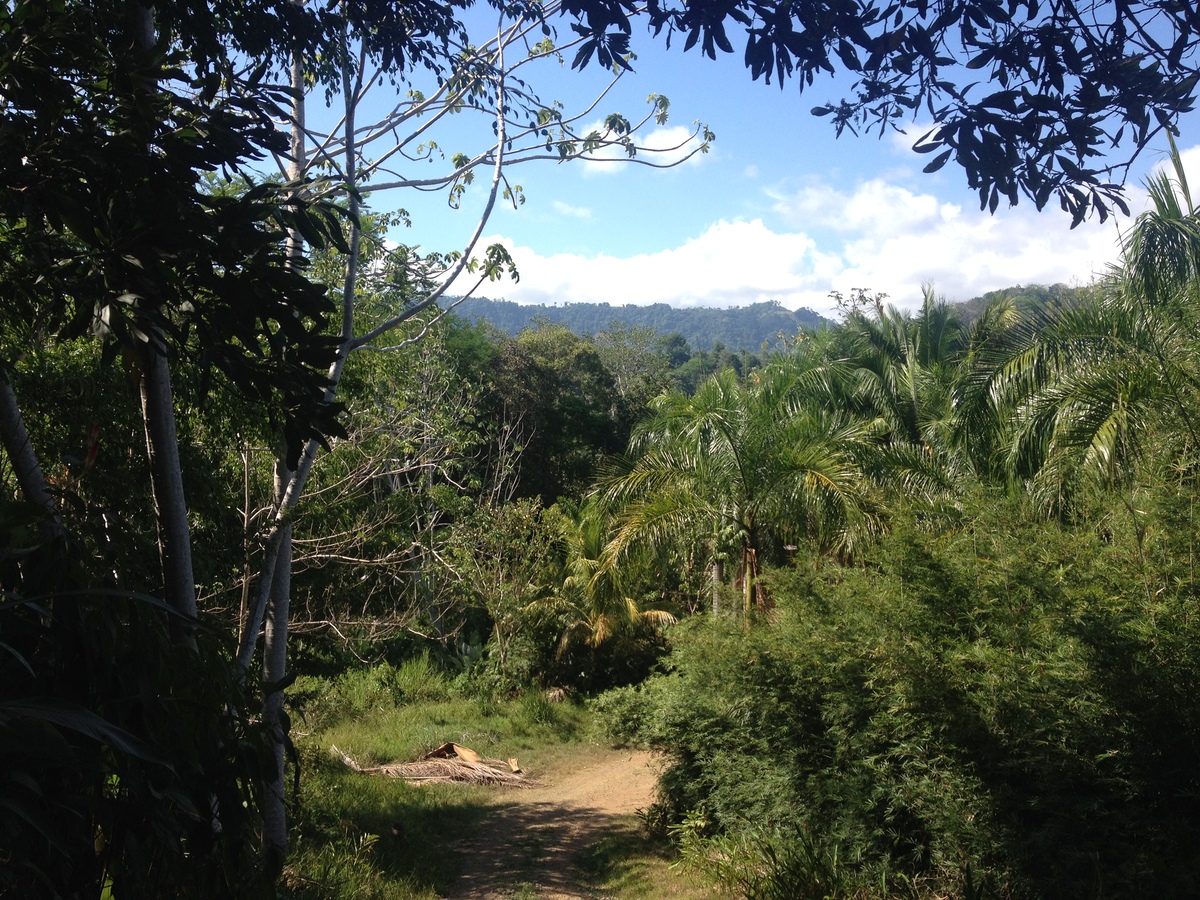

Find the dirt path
[[444, 747, 658, 899]]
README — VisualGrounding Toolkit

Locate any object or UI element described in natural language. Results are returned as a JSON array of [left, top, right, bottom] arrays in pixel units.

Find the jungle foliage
[[6, 0, 1200, 895], [596, 493, 1200, 898], [583, 149, 1200, 899]]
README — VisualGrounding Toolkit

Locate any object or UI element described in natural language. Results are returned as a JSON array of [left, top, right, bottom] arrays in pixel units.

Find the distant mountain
[[953, 283, 1090, 323], [450, 297, 831, 351]]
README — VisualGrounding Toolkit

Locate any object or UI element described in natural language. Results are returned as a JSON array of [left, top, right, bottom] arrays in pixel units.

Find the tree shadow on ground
[[446, 798, 642, 899]]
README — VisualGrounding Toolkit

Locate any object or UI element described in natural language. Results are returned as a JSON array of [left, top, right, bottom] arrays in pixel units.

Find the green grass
[[284, 686, 695, 899], [578, 825, 723, 900], [285, 737, 499, 899], [311, 695, 590, 765]]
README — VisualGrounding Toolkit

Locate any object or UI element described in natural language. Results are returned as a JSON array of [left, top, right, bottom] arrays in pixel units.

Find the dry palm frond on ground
[[333, 742, 529, 786]]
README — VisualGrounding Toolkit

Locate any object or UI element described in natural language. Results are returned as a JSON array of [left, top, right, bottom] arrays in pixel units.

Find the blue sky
[[346, 15, 1200, 319]]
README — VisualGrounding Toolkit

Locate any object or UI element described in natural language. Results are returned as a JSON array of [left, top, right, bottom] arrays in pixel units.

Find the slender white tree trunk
[[242, 10, 514, 662], [261, 459, 294, 858], [710, 556, 723, 616], [130, 2, 198, 650], [0, 380, 56, 518], [241, 19, 363, 671], [239, 17, 512, 857], [139, 345, 198, 649], [256, 44, 311, 860]]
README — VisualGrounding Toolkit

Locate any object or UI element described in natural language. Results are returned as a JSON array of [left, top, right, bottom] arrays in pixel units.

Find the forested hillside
[[951, 281, 1089, 323], [454, 297, 829, 350], [455, 286, 1087, 351]]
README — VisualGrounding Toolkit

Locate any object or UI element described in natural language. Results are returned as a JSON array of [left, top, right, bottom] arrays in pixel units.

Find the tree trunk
[[742, 545, 754, 616], [740, 544, 769, 615], [261, 460, 293, 861], [710, 556, 723, 615], [238, 447, 254, 637], [138, 343, 198, 650], [127, 2, 197, 651], [0, 380, 56, 519], [252, 45, 311, 860], [243, 15, 363, 667], [240, 10, 511, 860]]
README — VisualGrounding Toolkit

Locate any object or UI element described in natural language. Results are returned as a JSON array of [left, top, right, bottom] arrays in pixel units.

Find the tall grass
[[282, 680, 595, 899], [290, 651, 457, 735]]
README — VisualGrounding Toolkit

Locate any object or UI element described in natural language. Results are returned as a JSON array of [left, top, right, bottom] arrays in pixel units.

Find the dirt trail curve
[[445, 747, 657, 900]]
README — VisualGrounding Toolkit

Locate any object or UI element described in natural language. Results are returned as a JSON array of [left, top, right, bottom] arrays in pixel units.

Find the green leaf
[[0, 698, 171, 767], [923, 149, 953, 173]]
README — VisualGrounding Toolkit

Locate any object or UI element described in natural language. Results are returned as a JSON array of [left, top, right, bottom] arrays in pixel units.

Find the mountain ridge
[[451, 297, 829, 351], [452, 284, 1083, 352]]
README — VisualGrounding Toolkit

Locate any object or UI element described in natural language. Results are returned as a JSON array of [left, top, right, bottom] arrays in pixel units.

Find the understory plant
[[596, 494, 1200, 898]]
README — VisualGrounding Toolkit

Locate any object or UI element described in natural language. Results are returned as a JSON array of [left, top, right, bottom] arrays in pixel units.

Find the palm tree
[[600, 362, 872, 614], [834, 285, 1006, 498], [978, 138, 1200, 514], [542, 499, 676, 653]]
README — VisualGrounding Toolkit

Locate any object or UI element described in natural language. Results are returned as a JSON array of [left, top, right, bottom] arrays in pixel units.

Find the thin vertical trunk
[[238, 447, 253, 637], [261, 460, 293, 859], [239, 15, 513, 858], [139, 345, 198, 649], [241, 21, 363, 670], [742, 545, 754, 616], [129, 2, 198, 651], [0, 380, 56, 519], [256, 43, 310, 861], [740, 543, 770, 614], [710, 556, 723, 615]]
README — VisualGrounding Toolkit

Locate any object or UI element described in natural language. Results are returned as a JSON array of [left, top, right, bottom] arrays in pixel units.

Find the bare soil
[[444, 746, 660, 899]]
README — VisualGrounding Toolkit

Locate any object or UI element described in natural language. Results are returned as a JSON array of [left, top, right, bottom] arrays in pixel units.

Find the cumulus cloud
[[551, 200, 591, 218], [773, 177, 1128, 306], [476, 219, 837, 311], [1153, 142, 1200, 190], [476, 205, 1121, 319], [890, 120, 938, 154], [469, 144, 1200, 318], [578, 123, 708, 173]]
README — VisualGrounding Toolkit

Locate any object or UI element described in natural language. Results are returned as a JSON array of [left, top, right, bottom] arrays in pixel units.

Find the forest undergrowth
[[281, 674, 707, 900], [593, 494, 1200, 899]]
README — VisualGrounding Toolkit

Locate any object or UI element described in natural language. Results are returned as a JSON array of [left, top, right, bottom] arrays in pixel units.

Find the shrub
[[515, 690, 559, 730], [609, 499, 1200, 897], [394, 651, 451, 704], [589, 683, 656, 747], [292, 654, 452, 732]]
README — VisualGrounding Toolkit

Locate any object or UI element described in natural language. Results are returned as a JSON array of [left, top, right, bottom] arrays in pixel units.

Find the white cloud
[[475, 219, 839, 312], [1146, 142, 1200, 194], [551, 200, 592, 218], [890, 120, 939, 155], [777, 176, 1127, 306], [468, 145, 1200, 318], [578, 123, 708, 174], [474, 216, 1120, 320], [772, 178, 958, 235]]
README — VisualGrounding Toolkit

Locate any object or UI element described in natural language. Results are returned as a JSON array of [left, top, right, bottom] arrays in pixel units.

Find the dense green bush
[[292, 655, 455, 732], [0, 503, 275, 899], [596, 499, 1200, 898]]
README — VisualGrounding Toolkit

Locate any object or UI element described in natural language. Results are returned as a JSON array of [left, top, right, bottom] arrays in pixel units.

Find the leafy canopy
[[567, 0, 1200, 223]]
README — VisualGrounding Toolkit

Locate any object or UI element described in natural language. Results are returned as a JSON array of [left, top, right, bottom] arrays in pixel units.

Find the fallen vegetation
[[334, 742, 528, 788]]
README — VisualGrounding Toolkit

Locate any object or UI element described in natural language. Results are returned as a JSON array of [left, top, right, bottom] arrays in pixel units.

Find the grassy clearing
[[578, 827, 722, 900], [282, 682, 701, 899]]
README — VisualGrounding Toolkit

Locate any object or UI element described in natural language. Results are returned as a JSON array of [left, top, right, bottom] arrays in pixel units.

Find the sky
[[349, 14, 1200, 320]]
